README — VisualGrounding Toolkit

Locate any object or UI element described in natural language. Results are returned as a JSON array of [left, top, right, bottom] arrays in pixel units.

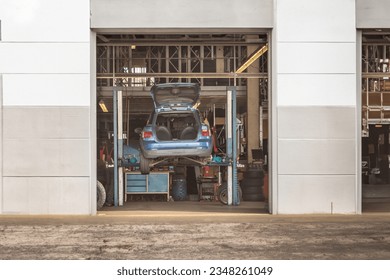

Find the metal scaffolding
[[362, 42, 390, 136], [97, 44, 268, 87]]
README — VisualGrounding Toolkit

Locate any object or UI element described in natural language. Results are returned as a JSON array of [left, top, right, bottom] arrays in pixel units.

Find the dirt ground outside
[[1, 201, 390, 260]]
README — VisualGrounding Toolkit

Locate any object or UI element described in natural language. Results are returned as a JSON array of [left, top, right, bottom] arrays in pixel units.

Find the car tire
[[245, 169, 264, 179], [241, 178, 264, 188], [243, 192, 264, 201], [242, 185, 264, 201], [217, 183, 242, 205], [243, 185, 262, 193], [172, 176, 187, 201], [241, 179, 264, 201], [140, 154, 150, 174], [97, 180, 106, 210]]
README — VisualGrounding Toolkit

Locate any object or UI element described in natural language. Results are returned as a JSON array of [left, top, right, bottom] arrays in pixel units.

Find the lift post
[[226, 86, 240, 205], [113, 87, 124, 207]]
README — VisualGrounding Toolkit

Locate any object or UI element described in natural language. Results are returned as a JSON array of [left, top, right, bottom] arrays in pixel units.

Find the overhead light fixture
[[131, 45, 136, 50], [99, 100, 108, 112], [235, 44, 268, 74]]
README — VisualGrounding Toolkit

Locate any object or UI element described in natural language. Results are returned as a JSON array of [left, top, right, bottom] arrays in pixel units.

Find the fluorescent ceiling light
[[235, 44, 268, 74], [99, 100, 108, 112]]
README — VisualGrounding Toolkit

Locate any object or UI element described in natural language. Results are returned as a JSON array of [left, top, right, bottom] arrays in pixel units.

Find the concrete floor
[[1, 199, 390, 260], [363, 184, 390, 212], [0, 184, 389, 260]]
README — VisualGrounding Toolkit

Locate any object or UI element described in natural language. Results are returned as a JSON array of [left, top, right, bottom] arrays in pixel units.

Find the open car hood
[[151, 83, 200, 108]]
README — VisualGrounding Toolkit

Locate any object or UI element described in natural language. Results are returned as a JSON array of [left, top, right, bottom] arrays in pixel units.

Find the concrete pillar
[[273, 0, 357, 214], [246, 35, 260, 162], [0, 0, 91, 214]]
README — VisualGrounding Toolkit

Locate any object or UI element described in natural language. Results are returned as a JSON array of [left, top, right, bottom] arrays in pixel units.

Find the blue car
[[139, 83, 213, 174]]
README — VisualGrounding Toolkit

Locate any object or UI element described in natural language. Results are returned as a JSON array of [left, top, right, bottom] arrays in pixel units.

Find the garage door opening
[[361, 30, 390, 212], [95, 32, 271, 214]]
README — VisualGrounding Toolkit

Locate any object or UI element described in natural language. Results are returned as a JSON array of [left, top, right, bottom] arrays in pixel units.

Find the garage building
[[0, 0, 389, 215]]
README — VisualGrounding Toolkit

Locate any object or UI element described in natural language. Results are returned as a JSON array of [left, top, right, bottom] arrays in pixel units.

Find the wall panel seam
[[0, 74, 3, 214], [277, 41, 357, 43], [277, 138, 356, 141], [2, 176, 90, 178], [277, 72, 357, 75], [278, 174, 356, 176], [0, 41, 90, 44]]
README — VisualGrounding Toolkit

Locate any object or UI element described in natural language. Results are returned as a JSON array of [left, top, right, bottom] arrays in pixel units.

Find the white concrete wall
[[356, 0, 390, 28], [0, 0, 92, 214], [273, 0, 358, 213], [91, 0, 273, 30]]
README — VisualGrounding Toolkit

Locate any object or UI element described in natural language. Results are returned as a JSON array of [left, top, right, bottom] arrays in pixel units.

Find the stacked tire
[[241, 167, 264, 201], [172, 175, 187, 201]]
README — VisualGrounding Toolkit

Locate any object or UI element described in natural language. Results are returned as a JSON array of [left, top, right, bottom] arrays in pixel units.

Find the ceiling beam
[[97, 73, 267, 79]]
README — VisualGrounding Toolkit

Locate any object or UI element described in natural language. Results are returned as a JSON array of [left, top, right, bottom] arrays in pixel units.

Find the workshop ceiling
[[96, 32, 269, 116]]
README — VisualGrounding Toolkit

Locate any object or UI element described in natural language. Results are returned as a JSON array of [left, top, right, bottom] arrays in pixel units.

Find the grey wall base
[[1, 106, 91, 214], [276, 106, 357, 214], [2, 177, 90, 214]]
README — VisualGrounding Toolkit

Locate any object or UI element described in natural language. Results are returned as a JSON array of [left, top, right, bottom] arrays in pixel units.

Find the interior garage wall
[[0, 0, 92, 214], [273, 0, 358, 213]]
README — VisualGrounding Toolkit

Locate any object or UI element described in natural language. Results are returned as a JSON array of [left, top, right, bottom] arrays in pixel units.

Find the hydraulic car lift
[[110, 86, 240, 206]]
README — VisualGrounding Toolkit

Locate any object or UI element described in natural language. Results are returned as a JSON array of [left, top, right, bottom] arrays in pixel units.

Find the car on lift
[[139, 83, 213, 174]]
